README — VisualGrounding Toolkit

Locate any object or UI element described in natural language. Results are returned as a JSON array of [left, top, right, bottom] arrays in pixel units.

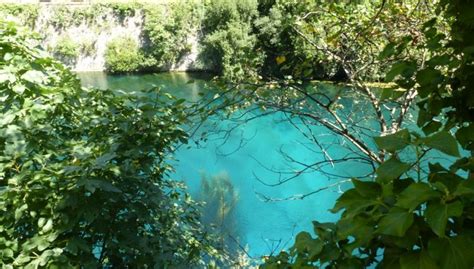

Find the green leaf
[[337, 215, 374, 250], [352, 179, 381, 198], [292, 231, 323, 259], [400, 251, 439, 269], [2, 248, 14, 258], [80, 179, 122, 193], [374, 129, 411, 152], [15, 204, 28, 220], [94, 153, 117, 167], [396, 182, 440, 211], [376, 157, 411, 183], [421, 131, 460, 157], [416, 68, 443, 87], [14, 253, 31, 266], [12, 84, 26, 94], [0, 113, 15, 127], [422, 121, 442, 135], [379, 42, 396, 58], [455, 124, 474, 150], [386, 61, 416, 81], [21, 70, 45, 84], [428, 236, 474, 269], [425, 200, 463, 237], [453, 178, 474, 197], [42, 219, 53, 233], [331, 189, 378, 215], [376, 207, 414, 237], [0, 70, 16, 84], [312, 221, 336, 241]]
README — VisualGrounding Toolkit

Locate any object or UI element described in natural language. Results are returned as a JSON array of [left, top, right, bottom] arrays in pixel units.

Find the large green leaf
[[292, 231, 323, 260], [312, 221, 336, 241], [374, 129, 411, 152], [421, 131, 460, 157], [21, 70, 45, 84], [385, 61, 417, 81], [400, 251, 439, 269], [453, 178, 474, 197], [425, 200, 463, 237], [395, 182, 440, 211], [0, 113, 15, 127], [376, 157, 411, 183], [336, 215, 374, 251], [331, 189, 378, 215], [352, 179, 381, 198], [428, 236, 474, 269], [376, 207, 414, 237], [455, 124, 474, 150]]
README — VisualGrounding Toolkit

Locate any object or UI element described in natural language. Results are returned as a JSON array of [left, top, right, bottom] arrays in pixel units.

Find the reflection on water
[[77, 72, 363, 258], [77, 72, 212, 102]]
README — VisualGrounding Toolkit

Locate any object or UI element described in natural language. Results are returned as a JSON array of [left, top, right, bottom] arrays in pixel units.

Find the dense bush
[[261, 0, 474, 268], [202, 19, 263, 81], [49, 5, 105, 29], [254, 0, 437, 81], [52, 36, 80, 64], [0, 1, 439, 80], [202, 0, 259, 32], [0, 4, 38, 28], [142, 1, 201, 68], [0, 21, 221, 268], [104, 36, 143, 73], [200, 0, 263, 80]]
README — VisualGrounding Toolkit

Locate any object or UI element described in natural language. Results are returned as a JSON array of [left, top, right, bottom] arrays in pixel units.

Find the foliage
[[49, 5, 105, 29], [200, 0, 263, 80], [202, 19, 264, 81], [101, 2, 142, 21], [79, 38, 96, 57], [261, 1, 474, 268], [142, 1, 201, 68], [202, 0, 259, 32], [0, 21, 222, 268], [52, 36, 80, 64], [255, 0, 438, 81], [104, 36, 143, 73], [0, 4, 38, 28]]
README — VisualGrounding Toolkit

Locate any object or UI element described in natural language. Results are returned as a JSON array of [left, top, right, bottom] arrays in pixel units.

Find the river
[[77, 71, 359, 260]]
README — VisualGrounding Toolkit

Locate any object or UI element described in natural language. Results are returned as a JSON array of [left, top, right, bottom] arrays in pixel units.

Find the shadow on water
[[77, 72, 364, 258]]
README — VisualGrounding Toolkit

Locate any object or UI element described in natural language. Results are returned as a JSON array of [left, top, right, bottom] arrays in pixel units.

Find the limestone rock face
[[1, 2, 211, 72]]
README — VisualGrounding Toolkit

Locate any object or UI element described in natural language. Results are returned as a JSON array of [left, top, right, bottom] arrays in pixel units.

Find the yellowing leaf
[[276, 55, 286, 65]]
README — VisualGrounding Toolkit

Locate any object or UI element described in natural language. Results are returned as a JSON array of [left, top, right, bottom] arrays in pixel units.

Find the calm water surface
[[77, 72, 362, 258]]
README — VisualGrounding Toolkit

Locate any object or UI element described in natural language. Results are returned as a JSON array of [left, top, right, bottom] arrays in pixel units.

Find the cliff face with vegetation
[[0, 0, 436, 83], [0, 2, 208, 72]]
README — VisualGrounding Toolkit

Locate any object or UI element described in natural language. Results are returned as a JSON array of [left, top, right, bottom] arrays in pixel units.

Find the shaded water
[[77, 72, 366, 258]]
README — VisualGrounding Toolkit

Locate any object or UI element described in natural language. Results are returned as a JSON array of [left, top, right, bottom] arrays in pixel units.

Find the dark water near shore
[[77, 72, 366, 259]]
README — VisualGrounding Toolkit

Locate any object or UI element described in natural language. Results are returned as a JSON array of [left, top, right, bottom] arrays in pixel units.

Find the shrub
[[0, 4, 38, 28], [142, 1, 201, 67], [202, 0, 258, 32], [79, 38, 96, 56], [52, 36, 80, 65], [202, 19, 264, 81], [0, 20, 222, 268], [104, 36, 143, 73]]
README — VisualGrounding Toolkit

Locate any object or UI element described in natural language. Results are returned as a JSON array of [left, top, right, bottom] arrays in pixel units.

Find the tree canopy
[[0, 21, 221, 268], [1, 0, 473, 268]]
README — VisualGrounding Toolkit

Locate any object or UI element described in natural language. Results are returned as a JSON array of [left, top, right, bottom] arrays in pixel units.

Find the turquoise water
[[77, 72, 366, 259]]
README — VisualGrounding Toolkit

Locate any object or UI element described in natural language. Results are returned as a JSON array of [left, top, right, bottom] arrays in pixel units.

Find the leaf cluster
[[262, 0, 474, 268], [0, 21, 221, 268]]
